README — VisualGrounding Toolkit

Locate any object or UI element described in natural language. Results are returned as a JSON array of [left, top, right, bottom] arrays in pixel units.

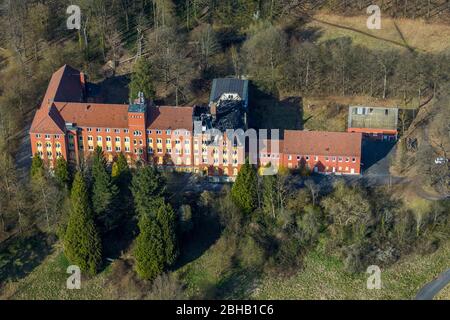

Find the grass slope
[[2, 248, 112, 300], [306, 13, 450, 53], [252, 241, 450, 300]]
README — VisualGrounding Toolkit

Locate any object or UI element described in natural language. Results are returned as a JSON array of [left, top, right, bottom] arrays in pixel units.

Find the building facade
[[30, 66, 363, 178], [259, 131, 362, 175]]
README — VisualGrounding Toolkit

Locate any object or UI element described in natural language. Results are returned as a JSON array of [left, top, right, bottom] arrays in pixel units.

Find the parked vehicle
[[434, 157, 448, 164]]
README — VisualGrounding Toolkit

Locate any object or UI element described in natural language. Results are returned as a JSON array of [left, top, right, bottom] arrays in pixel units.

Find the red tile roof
[[54, 102, 129, 128], [31, 66, 195, 134], [41, 65, 84, 107], [259, 139, 283, 154], [283, 130, 362, 157], [147, 106, 194, 130], [30, 105, 66, 134]]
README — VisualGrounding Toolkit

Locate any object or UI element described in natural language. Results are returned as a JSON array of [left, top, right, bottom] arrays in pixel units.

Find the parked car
[[434, 157, 448, 165]]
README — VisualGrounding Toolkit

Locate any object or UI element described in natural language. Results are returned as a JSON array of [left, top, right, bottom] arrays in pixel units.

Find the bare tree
[[191, 23, 219, 74]]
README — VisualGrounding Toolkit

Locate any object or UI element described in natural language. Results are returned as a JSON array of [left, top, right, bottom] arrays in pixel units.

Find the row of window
[[84, 128, 190, 136], [36, 151, 63, 158], [36, 128, 192, 138], [35, 134, 60, 139], [196, 158, 239, 165], [286, 155, 357, 163], [36, 142, 62, 149]]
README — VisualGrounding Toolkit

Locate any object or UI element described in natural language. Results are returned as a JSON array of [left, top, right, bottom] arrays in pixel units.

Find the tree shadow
[[90, 74, 131, 104], [174, 211, 223, 269], [285, 25, 324, 43], [214, 266, 261, 299], [101, 217, 138, 262], [0, 230, 55, 283], [249, 84, 303, 138]]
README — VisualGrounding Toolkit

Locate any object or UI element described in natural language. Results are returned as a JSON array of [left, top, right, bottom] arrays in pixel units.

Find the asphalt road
[[415, 268, 450, 300]]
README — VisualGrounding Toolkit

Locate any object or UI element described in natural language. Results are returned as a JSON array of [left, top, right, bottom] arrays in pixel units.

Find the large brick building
[[30, 65, 245, 178], [30, 65, 362, 178]]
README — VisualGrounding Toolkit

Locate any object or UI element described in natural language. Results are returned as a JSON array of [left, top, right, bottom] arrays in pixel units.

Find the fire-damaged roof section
[[209, 78, 249, 104], [283, 130, 362, 157], [213, 101, 245, 132], [348, 106, 398, 131]]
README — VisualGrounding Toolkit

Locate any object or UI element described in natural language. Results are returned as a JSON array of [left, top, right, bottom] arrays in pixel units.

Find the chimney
[[47, 99, 53, 111], [211, 103, 217, 120], [80, 72, 86, 101]]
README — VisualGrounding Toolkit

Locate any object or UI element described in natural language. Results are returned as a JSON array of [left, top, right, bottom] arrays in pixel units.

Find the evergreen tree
[[112, 153, 132, 216], [231, 159, 258, 214], [129, 58, 155, 100], [64, 172, 102, 275], [31, 154, 44, 179], [262, 173, 277, 218], [91, 147, 119, 233], [112, 153, 131, 191], [156, 201, 178, 266], [54, 156, 70, 188], [130, 165, 165, 216], [134, 213, 165, 280]]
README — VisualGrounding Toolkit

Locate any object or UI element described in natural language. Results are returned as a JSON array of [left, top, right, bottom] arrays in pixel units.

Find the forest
[[0, 0, 449, 299]]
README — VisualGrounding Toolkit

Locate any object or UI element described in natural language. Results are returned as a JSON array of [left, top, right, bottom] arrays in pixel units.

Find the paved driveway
[[415, 268, 450, 300]]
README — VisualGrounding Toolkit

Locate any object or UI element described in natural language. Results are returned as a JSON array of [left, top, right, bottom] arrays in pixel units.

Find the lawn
[[306, 13, 450, 53], [252, 241, 450, 300], [1, 247, 113, 300], [249, 87, 303, 134], [301, 95, 400, 132], [3, 234, 448, 300]]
